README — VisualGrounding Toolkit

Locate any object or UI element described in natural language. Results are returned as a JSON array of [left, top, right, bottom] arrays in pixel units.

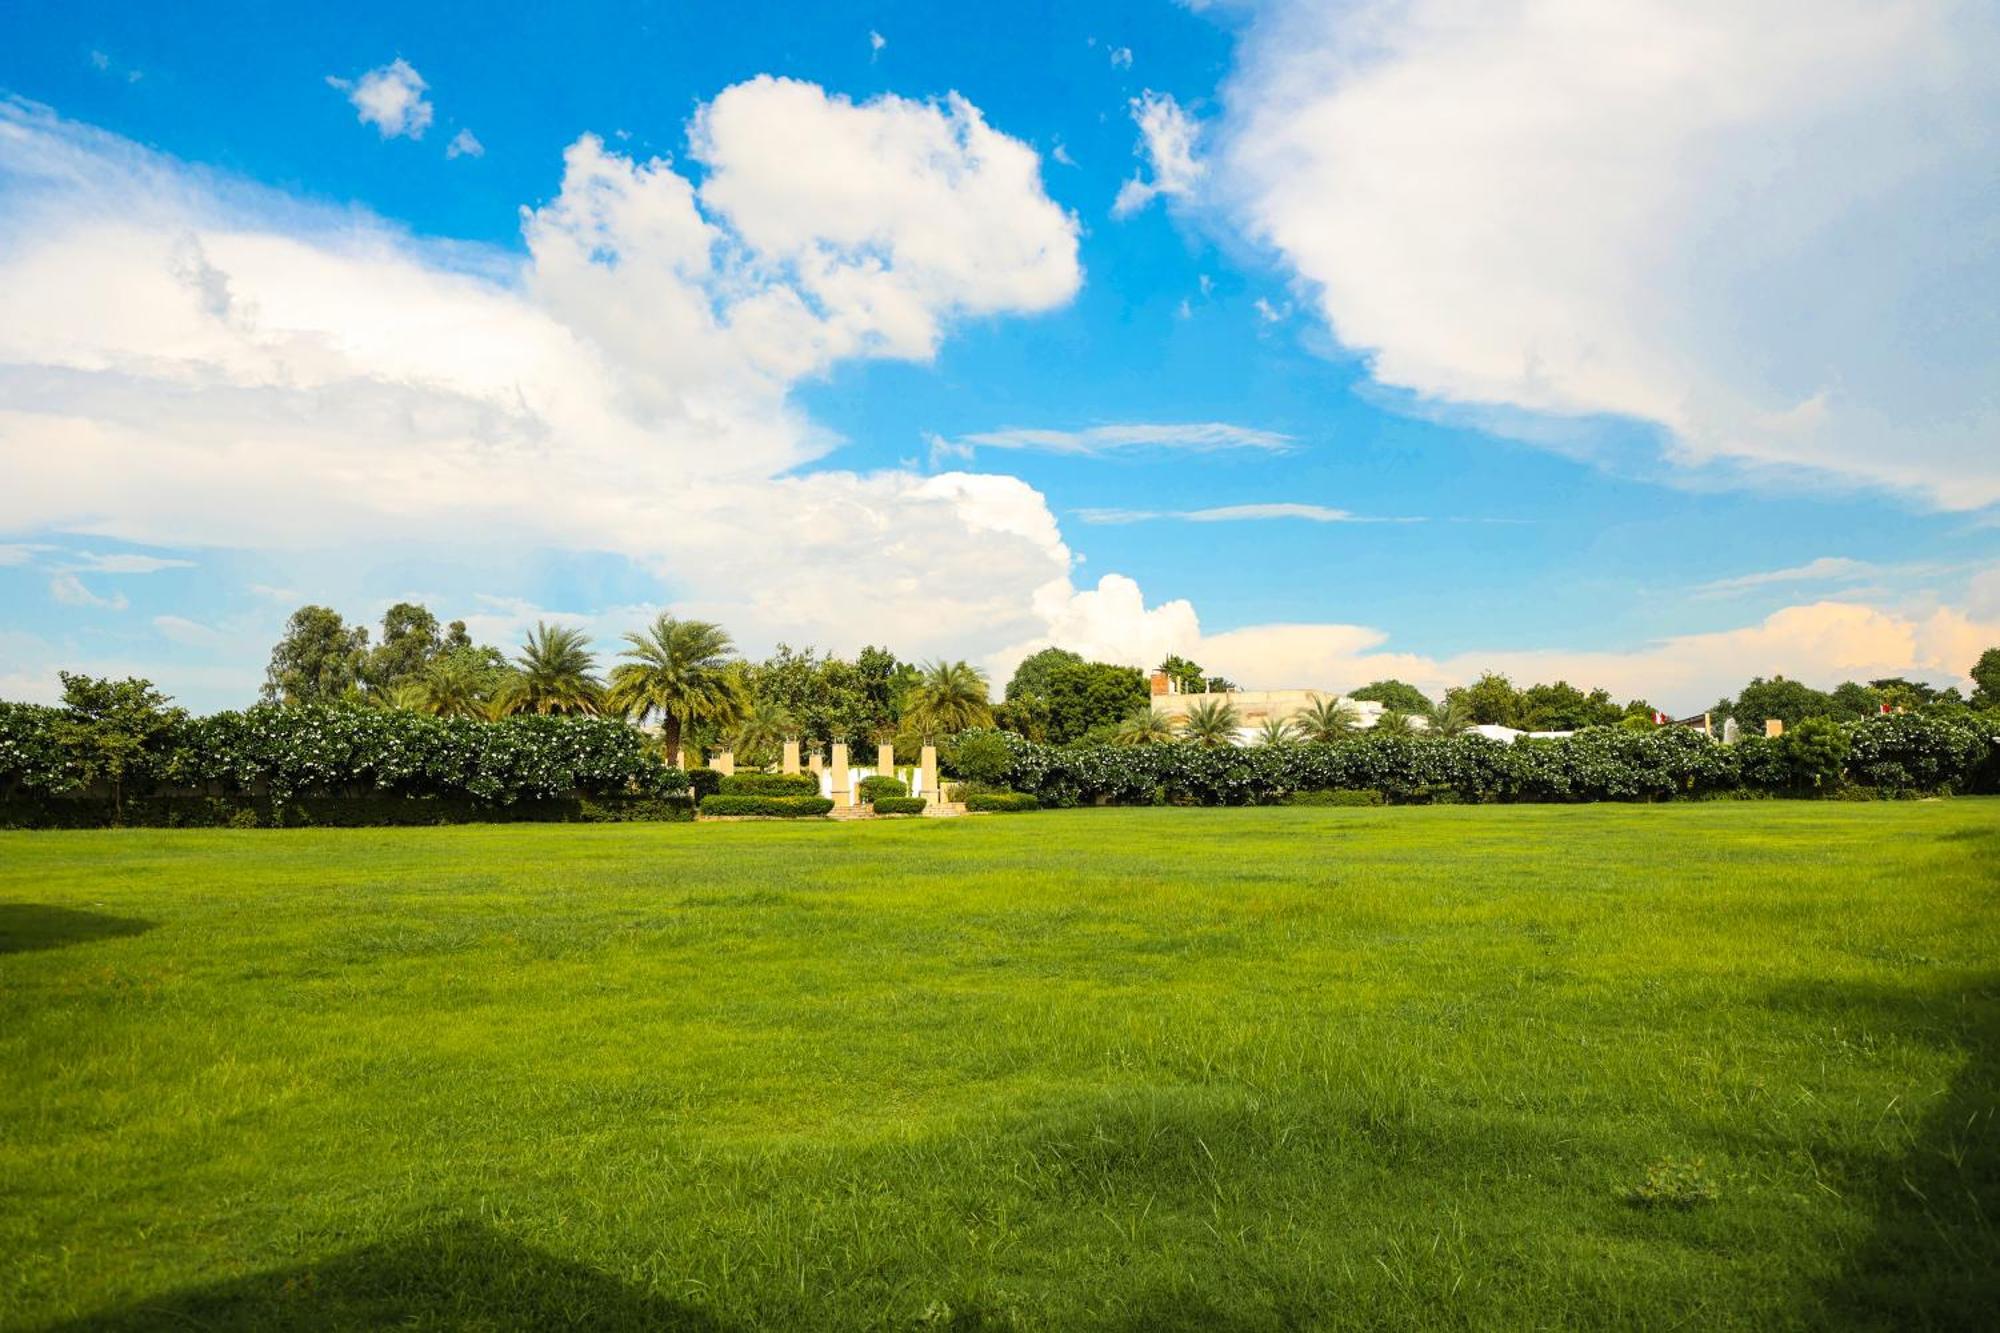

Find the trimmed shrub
[[872, 796, 927, 815], [698, 794, 834, 818], [0, 793, 693, 829], [1288, 788, 1384, 807], [718, 772, 821, 798], [964, 791, 1039, 812], [687, 767, 724, 799], [858, 775, 907, 802]]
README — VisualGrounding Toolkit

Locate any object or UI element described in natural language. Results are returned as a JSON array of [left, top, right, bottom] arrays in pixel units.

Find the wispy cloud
[[1113, 90, 1202, 217], [1693, 556, 1878, 597], [62, 551, 194, 575], [49, 573, 128, 610], [1075, 503, 1420, 525], [936, 422, 1293, 464], [445, 128, 483, 159]]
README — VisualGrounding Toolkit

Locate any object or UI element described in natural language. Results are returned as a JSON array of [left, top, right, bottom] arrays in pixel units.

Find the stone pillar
[[1764, 719, 1784, 738], [876, 742, 896, 783], [808, 750, 824, 775], [919, 744, 939, 805], [781, 740, 800, 775], [830, 742, 850, 809], [713, 750, 734, 777]]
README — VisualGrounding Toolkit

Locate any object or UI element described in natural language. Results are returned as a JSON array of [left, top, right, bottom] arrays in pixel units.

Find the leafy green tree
[[1868, 677, 1941, 710], [367, 679, 429, 712], [497, 623, 601, 716], [1970, 648, 2000, 708], [1294, 696, 1361, 742], [903, 660, 993, 739], [951, 731, 1015, 786], [1730, 675, 1837, 731], [417, 649, 503, 719], [1155, 655, 1206, 694], [262, 605, 368, 704], [52, 674, 185, 823], [1006, 656, 1147, 744], [1180, 698, 1241, 746], [1006, 648, 1085, 702], [605, 616, 749, 764], [1828, 680, 1884, 721], [1349, 679, 1434, 715], [1423, 695, 1472, 736], [1448, 673, 1524, 727], [363, 602, 442, 690], [1518, 681, 1622, 731], [1113, 708, 1176, 746], [992, 692, 1052, 742], [740, 644, 908, 750]]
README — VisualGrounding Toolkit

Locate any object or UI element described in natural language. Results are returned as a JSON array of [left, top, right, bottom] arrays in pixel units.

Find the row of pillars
[[698, 739, 941, 809]]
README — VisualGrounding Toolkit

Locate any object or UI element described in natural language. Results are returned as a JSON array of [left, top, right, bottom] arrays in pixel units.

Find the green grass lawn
[[2, 803, 1996, 1331]]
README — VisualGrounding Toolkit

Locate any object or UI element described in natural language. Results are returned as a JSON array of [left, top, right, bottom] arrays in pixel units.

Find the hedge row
[[0, 702, 686, 810], [859, 775, 907, 802], [698, 795, 834, 818], [872, 796, 927, 815], [968, 713, 1999, 807], [1288, 789, 1384, 807], [718, 772, 821, 798], [0, 794, 693, 830], [964, 792, 1040, 813]]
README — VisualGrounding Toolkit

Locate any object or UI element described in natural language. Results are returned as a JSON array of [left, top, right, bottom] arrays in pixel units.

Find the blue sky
[[2, 0, 1996, 712]]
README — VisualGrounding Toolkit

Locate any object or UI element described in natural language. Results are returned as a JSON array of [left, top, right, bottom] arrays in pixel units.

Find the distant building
[[1147, 672, 1388, 742]]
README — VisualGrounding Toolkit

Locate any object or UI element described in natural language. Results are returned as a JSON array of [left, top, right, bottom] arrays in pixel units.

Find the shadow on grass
[[0, 904, 154, 955], [46, 1220, 732, 1331], [1778, 973, 2000, 1328]]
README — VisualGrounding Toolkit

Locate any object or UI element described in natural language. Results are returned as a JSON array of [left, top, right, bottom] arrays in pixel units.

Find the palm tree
[[1293, 695, 1360, 743], [731, 697, 797, 766], [903, 660, 993, 737], [1373, 709, 1417, 738], [367, 679, 430, 712], [417, 653, 493, 719], [1112, 708, 1176, 746], [1181, 698, 1242, 747], [604, 616, 748, 766], [1424, 695, 1471, 736], [1252, 716, 1295, 746], [496, 622, 602, 716]]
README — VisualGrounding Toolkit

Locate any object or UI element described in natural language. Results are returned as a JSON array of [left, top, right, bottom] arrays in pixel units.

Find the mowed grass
[[1, 803, 1996, 1331]]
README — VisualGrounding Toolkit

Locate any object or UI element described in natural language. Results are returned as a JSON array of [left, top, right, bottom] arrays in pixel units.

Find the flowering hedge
[[969, 712, 1999, 807], [0, 702, 686, 812]]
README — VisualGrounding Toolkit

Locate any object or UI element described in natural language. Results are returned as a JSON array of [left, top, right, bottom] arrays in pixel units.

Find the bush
[[687, 767, 724, 799], [1288, 788, 1383, 807], [1782, 717, 1851, 792], [872, 796, 927, 815], [964, 791, 1039, 812], [698, 794, 833, 818], [718, 772, 821, 798], [858, 775, 907, 802], [0, 793, 694, 829], [951, 730, 1016, 786]]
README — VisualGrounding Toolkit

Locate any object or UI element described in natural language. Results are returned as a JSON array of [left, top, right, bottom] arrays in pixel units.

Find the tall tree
[[1730, 676, 1837, 730], [416, 650, 501, 719], [497, 622, 602, 716], [1970, 648, 2000, 709], [730, 697, 798, 767], [1113, 708, 1176, 746], [604, 616, 748, 764], [1518, 681, 1622, 731], [1447, 673, 1524, 727], [903, 660, 993, 739], [262, 605, 368, 704], [364, 602, 442, 690], [1006, 648, 1085, 702]]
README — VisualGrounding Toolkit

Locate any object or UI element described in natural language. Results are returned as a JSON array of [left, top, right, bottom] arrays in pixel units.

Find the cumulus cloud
[[1219, 0, 2000, 508], [1113, 90, 1203, 217], [0, 88, 1082, 678], [330, 59, 434, 139], [1000, 576, 2000, 712]]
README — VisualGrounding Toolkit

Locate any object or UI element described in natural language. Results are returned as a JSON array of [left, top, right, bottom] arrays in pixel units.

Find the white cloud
[[948, 422, 1293, 457], [61, 551, 194, 574], [330, 59, 434, 139], [1075, 502, 1416, 524], [445, 128, 483, 159], [1001, 575, 2000, 712], [870, 31, 886, 54], [1219, 0, 2000, 508], [153, 614, 219, 644], [49, 572, 127, 610], [1052, 142, 1076, 167], [1113, 90, 1203, 217], [0, 89, 1082, 681], [1110, 47, 1134, 70], [1693, 556, 1878, 597]]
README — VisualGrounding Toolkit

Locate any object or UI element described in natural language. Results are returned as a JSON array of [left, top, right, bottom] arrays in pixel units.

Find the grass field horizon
[[3, 803, 1995, 1330]]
